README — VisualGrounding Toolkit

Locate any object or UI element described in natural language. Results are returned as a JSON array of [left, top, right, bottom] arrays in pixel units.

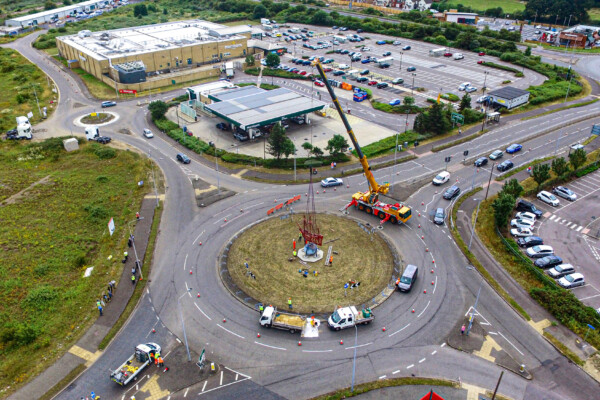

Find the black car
[[176, 153, 191, 164], [534, 255, 563, 269], [474, 157, 488, 167], [216, 122, 229, 131], [443, 185, 461, 200], [95, 136, 111, 144], [356, 77, 368, 83], [357, 28, 364, 33], [333, 71, 345, 76], [497, 160, 514, 172], [517, 236, 543, 248], [516, 199, 543, 217], [379, 63, 391, 69], [360, 69, 370, 75], [376, 82, 389, 89]]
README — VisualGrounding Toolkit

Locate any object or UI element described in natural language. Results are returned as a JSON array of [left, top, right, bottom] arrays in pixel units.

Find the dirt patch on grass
[[0, 175, 52, 206], [227, 213, 395, 313]]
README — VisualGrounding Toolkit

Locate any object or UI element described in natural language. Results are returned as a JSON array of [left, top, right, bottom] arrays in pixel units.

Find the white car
[[558, 273, 585, 289], [547, 264, 576, 279], [515, 212, 536, 223], [511, 227, 533, 237], [537, 191, 560, 207], [143, 128, 154, 138], [432, 171, 450, 185], [362, 47, 371, 51], [526, 245, 554, 258], [393, 40, 401, 46], [510, 218, 534, 230], [458, 82, 471, 91]]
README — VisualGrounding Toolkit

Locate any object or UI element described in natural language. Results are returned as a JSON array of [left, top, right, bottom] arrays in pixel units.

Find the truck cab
[[327, 306, 373, 331], [85, 126, 100, 141]]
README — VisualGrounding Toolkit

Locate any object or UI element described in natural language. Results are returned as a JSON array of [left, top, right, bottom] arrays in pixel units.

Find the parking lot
[[258, 23, 544, 106]]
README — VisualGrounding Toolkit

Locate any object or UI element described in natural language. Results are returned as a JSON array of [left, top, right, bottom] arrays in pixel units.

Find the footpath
[[8, 198, 158, 400]]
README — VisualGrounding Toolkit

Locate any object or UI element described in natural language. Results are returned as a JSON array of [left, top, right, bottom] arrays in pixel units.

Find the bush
[[441, 93, 459, 102], [481, 61, 520, 74], [372, 101, 422, 114], [93, 146, 116, 159], [357, 131, 423, 158], [575, 163, 599, 177], [245, 67, 311, 80], [22, 286, 59, 311], [84, 204, 109, 222]]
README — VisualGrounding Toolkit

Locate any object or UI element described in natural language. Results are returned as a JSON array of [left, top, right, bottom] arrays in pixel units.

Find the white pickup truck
[[327, 306, 374, 331], [260, 306, 320, 334], [110, 343, 161, 386]]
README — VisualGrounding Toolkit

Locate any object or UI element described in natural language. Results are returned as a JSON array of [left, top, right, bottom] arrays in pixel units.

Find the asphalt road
[[5, 27, 600, 400]]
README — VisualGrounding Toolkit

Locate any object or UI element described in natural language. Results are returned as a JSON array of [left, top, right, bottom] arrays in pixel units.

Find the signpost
[[107, 218, 115, 236], [451, 112, 464, 128], [592, 124, 600, 136], [197, 348, 206, 369], [118, 89, 137, 94]]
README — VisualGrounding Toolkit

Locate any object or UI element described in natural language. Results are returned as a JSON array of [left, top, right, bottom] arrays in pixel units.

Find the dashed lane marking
[[194, 302, 212, 321], [379, 375, 387, 379], [419, 358, 426, 363], [255, 341, 287, 351], [431, 350, 437, 355], [345, 342, 373, 350], [388, 323, 411, 337], [406, 364, 414, 369], [302, 349, 333, 353], [217, 323, 244, 339]]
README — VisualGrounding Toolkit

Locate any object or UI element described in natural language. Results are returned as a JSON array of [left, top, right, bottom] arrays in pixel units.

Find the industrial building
[[488, 87, 530, 110], [443, 11, 478, 25], [55, 20, 251, 91], [5, 0, 112, 28], [560, 25, 600, 48]]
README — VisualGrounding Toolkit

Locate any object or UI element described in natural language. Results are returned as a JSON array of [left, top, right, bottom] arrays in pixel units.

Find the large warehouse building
[[56, 20, 251, 91]]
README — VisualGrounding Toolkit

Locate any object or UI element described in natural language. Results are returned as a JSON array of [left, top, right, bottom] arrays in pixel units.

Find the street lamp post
[[411, 73, 416, 95], [480, 71, 489, 132], [177, 288, 193, 361], [399, 52, 403, 72], [351, 324, 358, 392], [127, 220, 143, 280]]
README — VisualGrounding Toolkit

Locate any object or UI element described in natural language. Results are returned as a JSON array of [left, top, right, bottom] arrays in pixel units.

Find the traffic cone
[[418, 224, 421, 228], [412, 309, 415, 313], [323, 189, 326, 193], [421, 202, 424, 205], [382, 327, 386, 332], [418, 213, 421, 217], [298, 341, 302, 346], [426, 248, 429, 252], [152, 328, 156, 333], [431, 281, 435, 285], [431, 269, 434, 273], [223, 318, 226, 323], [189, 270, 193, 275], [432, 260, 435, 264], [340, 340, 344, 345], [423, 289, 427, 294], [257, 333, 261, 338], [224, 218, 227, 222], [421, 235, 424, 239], [197, 293, 201, 298], [199, 241, 202, 246]]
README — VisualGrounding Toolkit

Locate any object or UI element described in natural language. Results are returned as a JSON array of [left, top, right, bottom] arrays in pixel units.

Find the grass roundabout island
[[227, 213, 396, 314]]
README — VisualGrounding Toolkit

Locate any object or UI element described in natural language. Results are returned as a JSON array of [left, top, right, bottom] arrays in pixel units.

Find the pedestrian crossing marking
[[473, 335, 501, 363], [68, 345, 102, 367], [139, 374, 170, 399]]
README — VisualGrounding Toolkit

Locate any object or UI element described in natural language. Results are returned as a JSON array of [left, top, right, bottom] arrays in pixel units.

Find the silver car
[[433, 207, 445, 225], [552, 186, 577, 201]]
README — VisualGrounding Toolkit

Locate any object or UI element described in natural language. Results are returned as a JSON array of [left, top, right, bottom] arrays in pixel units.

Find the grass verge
[[522, 99, 599, 121], [38, 363, 86, 400], [543, 331, 584, 366], [237, 82, 280, 90], [98, 201, 163, 350], [538, 42, 600, 54], [495, 156, 554, 181], [450, 187, 531, 320], [312, 377, 457, 399]]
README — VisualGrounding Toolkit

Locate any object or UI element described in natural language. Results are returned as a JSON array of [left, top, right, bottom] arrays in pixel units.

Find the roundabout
[[224, 213, 397, 314]]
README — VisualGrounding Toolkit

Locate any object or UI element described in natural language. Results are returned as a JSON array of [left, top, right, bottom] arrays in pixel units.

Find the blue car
[[389, 99, 401, 106], [303, 60, 311, 66], [506, 144, 522, 154], [376, 40, 387, 45], [361, 59, 371, 64]]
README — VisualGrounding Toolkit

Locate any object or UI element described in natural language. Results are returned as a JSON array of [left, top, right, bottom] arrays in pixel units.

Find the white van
[[454, 53, 464, 60], [338, 64, 350, 70]]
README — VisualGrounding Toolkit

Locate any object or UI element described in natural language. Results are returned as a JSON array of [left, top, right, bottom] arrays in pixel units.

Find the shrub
[[94, 146, 116, 159], [22, 286, 59, 311], [84, 204, 109, 222]]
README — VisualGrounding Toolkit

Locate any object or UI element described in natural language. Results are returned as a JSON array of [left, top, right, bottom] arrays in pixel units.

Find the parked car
[[95, 136, 111, 144], [478, 52, 486, 56], [516, 199, 543, 217], [477, 60, 484, 64], [558, 273, 585, 289], [143, 128, 154, 138], [537, 190, 560, 207], [333, 71, 345, 76], [314, 80, 325, 87], [233, 132, 249, 142], [433, 207, 445, 225], [383, 51, 391, 56], [465, 86, 477, 93], [215, 123, 229, 131], [101, 101, 117, 108], [321, 177, 343, 187], [511, 218, 534, 230], [443, 185, 461, 200], [511, 227, 533, 237], [518, 235, 543, 248], [379, 63, 391, 69], [376, 40, 387, 45], [506, 143, 522, 154], [443, 52, 453, 57], [526, 245, 554, 258], [570, 143, 584, 151], [489, 150, 503, 160], [474, 157, 488, 167], [515, 211, 536, 222], [389, 99, 401, 106], [376, 82, 389, 89], [402, 45, 411, 50], [368, 80, 378, 86], [393, 40, 401, 46], [356, 77, 368, 83], [392, 77, 404, 84], [406, 66, 416, 71], [535, 255, 563, 269], [432, 171, 450, 185], [359, 69, 370, 76], [458, 82, 471, 91], [552, 186, 577, 201], [323, 67, 333, 72], [497, 160, 514, 172], [176, 153, 191, 164], [547, 264, 576, 279], [361, 59, 371, 64]]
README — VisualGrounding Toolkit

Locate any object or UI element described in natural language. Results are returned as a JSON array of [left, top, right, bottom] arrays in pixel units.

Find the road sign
[[591, 124, 600, 135], [451, 112, 464, 124], [197, 348, 206, 369]]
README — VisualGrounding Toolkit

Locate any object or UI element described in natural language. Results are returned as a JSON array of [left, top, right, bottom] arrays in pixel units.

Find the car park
[[506, 144, 522, 154], [516, 199, 543, 217], [376, 82, 389, 89], [407, 66, 416, 71], [497, 160, 514, 172], [518, 236, 543, 248], [101, 101, 117, 108], [474, 157, 488, 167], [537, 190, 560, 206], [176, 153, 191, 164], [392, 78, 404, 84], [443, 185, 461, 200], [547, 264, 576, 279], [143, 128, 154, 138], [534, 255, 562, 269], [511, 218, 534, 230], [389, 99, 401, 106], [558, 273, 585, 289], [489, 150, 503, 160], [321, 177, 343, 187], [433, 207, 446, 225], [402, 45, 411, 50], [552, 186, 577, 201], [511, 227, 533, 237], [526, 245, 554, 258], [432, 171, 450, 185]]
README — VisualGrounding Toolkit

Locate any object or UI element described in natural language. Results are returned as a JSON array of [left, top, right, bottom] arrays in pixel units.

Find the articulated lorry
[[110, 343, 161, 386], [260, 306, 320, 334], [6, 116, 32, 140], [327, 306, 374, 331]]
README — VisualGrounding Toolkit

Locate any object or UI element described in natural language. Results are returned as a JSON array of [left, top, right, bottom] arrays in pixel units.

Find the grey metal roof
[[488, 86, 530, 100], [205, 87, 326, 129]]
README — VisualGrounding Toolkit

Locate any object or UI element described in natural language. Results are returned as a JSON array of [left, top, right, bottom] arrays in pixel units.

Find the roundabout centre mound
[[226, 213, 395, 314]]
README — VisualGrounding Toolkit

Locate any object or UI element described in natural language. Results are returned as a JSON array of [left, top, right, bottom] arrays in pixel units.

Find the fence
[[180, 101, 197, 120]]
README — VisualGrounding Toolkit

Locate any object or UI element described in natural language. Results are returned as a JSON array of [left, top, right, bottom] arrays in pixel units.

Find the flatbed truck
[[327, 306, 374, 331], [260, 306, 320, 334], [110, 343, 161, 386]]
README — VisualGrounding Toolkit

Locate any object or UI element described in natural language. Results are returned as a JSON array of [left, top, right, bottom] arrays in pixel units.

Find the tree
[[134, 4, 148, 17], [492, 192, 516, 229], [253, 4, 267, 19], [501, 178, 523, 199], [245, 54, 255, 67], [267, 123, 295, 159], [532, 163, 551, 188], [311, 10, 330, 25], [44, 1, 56, 10], [524, 46, 532, 56], [302, 142, 313, 157], [325, 134, 349, 156], [569, 148, 587, 170], [163, 7, 168, 15], [312, 146, 324, 157], [427, 102, 450, 135], [458, 93, 471, 113], [403, 96, 415, 106], [148, 100, 168, 120], [63, 0, 72, 5], [265, 53, 280, 68], [551, 157, 569, 177]]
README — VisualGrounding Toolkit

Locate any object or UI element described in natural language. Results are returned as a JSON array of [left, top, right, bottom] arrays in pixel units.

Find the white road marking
[[194, 302, 212, 321], [302, 349, 333, 353], [379, 375, 387, 379], [433, 276, 438, 294], [345, 342, 373, 350], [417, 300, 430, 317], [388, 323, 411, 337], [441, 343, 446, 347], [498, 331, 524, 356], [217, 323, 244, 339], [431, 350, 437, 355], [220, 370, 224, 386], [235, 373, 239, 381], [419, 358, 426, 363], [202, 381, 207, 392], [183, 253, 188, 271], [214, 214, 231, 224], [489, 331, 498, 335], [192, 229, 205, 245], [224, 366, 252, 379], [549, 215, 556, 221], [579, 293, 600, 300], [407, 364, 414, 369], [255, 341, 287, 350], [184, 388, 189, 397], [576, 226, 583, 232]]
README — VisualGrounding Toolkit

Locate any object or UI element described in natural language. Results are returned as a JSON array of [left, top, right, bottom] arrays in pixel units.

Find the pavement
[[8, 197, 158, 400]]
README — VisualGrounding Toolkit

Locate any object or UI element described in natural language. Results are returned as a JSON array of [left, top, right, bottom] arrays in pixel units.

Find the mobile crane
[[312, 61, 412, 224]]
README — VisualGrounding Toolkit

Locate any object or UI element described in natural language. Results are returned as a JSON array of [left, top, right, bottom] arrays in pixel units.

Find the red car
[[479, 52, 486, 56], [477, 60, 484, 64], [368, 80, 378, 86], [314, 80, 324, 87], [443, 52, 452, 57], [323, 67, 333, 72], [299, 70, 307, 75]]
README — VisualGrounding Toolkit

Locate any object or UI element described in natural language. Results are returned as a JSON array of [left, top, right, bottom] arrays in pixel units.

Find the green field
[[0, 139, 152, 396], [588, 8, 600, 21], [444, 0, 526, 14], [0, 48, 56, 132]]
